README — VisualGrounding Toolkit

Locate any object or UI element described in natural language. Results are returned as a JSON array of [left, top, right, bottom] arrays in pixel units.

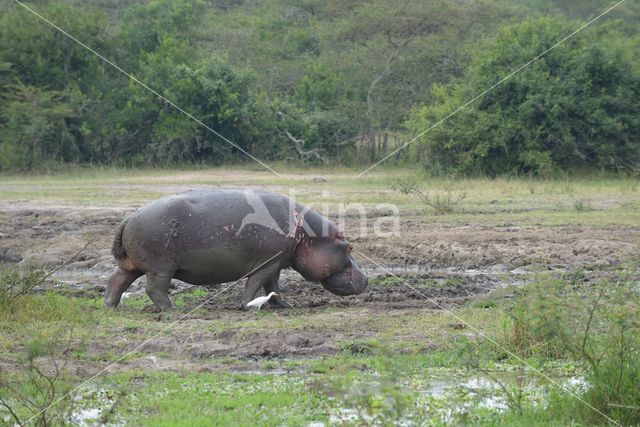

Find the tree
[[408, 17, 640, 176], [120, 0, 207, 58], [0, 4, 107, 91], [0, 84, 76, 171], [124, 38, 263, 164], [0, 3, 113, 170]]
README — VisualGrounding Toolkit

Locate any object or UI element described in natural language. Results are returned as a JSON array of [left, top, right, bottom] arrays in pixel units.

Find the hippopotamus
[[105, 189, 368, 310]]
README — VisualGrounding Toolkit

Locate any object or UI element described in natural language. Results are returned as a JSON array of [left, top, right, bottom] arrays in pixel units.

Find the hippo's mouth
[[320, 260, 368, 296]]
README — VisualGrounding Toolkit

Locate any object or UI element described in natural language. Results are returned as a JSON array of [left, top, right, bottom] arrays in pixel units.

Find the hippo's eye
[[339, 240, 352, 254]]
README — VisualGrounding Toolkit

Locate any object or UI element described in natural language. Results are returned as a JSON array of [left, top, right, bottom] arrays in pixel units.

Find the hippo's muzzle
[[320, 257, 368, 296]]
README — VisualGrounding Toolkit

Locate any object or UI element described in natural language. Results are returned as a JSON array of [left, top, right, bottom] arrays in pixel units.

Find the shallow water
[[67, 387, 124, 427], [52, 262, 545, 292], [327, 372, 587, 425], [65, 371, 587, 426]]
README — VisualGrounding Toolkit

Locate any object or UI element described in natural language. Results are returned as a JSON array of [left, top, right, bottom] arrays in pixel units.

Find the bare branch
[[284, 130, 328, 164], [0, 393, 23, 426]]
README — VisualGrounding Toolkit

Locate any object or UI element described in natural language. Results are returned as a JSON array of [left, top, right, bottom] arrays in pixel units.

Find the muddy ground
[[1, 201, 639, 375], [3, 203, 636, 271]]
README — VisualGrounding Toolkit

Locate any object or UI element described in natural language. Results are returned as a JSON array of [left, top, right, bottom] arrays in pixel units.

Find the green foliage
[[296, 64, 343, 110], [0, 4, 108, 171], [120, 0, 207, 57], [0, 328, 79, 427], [0, 84, 78, 170], [411, 18, 640, 175], [126, 38, 261, 164], [501, 275, 640, 425], [409, 17, 640, 176], [0, 262, 46, 311], [0, 1, 638, 170], [0, 4, 107, 91]]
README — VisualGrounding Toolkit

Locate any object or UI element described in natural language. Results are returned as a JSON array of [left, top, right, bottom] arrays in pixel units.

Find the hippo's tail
[[112, 217, 129, 260]]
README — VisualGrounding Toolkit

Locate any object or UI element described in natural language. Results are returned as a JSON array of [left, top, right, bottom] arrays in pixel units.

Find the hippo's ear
[[336, 231, 344, 240]]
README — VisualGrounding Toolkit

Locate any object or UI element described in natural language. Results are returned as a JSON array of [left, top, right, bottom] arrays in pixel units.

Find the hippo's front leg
[[241, 265, 282, 310], [264, 271, 292, 308]]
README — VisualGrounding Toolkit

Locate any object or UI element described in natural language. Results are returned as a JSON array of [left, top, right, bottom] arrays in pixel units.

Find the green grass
[[1, 168, 639, 425], [64, 353, 598, 426], [0, 351, 600, 426], [1, 279, 637, 425], [107, 371, 333, 426], [1, 167, 638, 226]]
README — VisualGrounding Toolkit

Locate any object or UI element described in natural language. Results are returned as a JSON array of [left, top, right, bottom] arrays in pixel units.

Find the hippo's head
[[292, 229, 368, 296]]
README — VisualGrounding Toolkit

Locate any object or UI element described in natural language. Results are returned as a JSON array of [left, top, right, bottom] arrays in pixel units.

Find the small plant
[[329, 342, 414, 423], [0, 329, 79, 426], [392, 178, 465, 215], [479, 368, 528, 415], [0, 262, 47, 310], [1, 242, 91, 315], [573, 199, 593, 212]]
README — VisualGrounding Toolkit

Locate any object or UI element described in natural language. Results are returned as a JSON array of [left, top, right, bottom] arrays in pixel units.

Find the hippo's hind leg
[[105, 268, 143, 308], [264, 271, 292, 308], [145, 271, 174, 311]]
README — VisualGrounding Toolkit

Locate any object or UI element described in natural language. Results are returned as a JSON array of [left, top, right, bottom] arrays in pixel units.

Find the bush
[[408, 17, 640, 176], [391, 177, 465, 215], [0, 329, 79, 427], [0, 262, 89, 325], [0, 263, 89, 426], [502, 274, 640, 425], [0, 262, 47, 311]]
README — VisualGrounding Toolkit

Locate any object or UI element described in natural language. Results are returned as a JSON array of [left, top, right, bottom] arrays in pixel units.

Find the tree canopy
[[0, 0, 638, 173], [408, 17, 640, 176]]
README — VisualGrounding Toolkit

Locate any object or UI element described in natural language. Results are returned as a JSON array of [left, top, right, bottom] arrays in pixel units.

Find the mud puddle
[[49, 263, 505, 311]]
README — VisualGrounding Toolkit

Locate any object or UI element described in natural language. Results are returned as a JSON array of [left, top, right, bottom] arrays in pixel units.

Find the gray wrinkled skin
[[105, 189, 368, 310]]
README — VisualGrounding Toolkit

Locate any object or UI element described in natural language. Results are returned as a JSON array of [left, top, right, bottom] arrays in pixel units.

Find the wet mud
[[1, 202, 638, 375]]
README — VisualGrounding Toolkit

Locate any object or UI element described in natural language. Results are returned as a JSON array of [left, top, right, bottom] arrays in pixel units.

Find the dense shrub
[[502, 275, 640, 425], [408, 17, 640, 176]]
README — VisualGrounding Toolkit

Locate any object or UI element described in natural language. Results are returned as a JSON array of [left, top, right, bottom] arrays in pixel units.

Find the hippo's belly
[[173, 247, 278, 286]]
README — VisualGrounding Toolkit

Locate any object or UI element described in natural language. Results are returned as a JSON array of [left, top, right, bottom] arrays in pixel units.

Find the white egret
[[246, 292, 278, 310]]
